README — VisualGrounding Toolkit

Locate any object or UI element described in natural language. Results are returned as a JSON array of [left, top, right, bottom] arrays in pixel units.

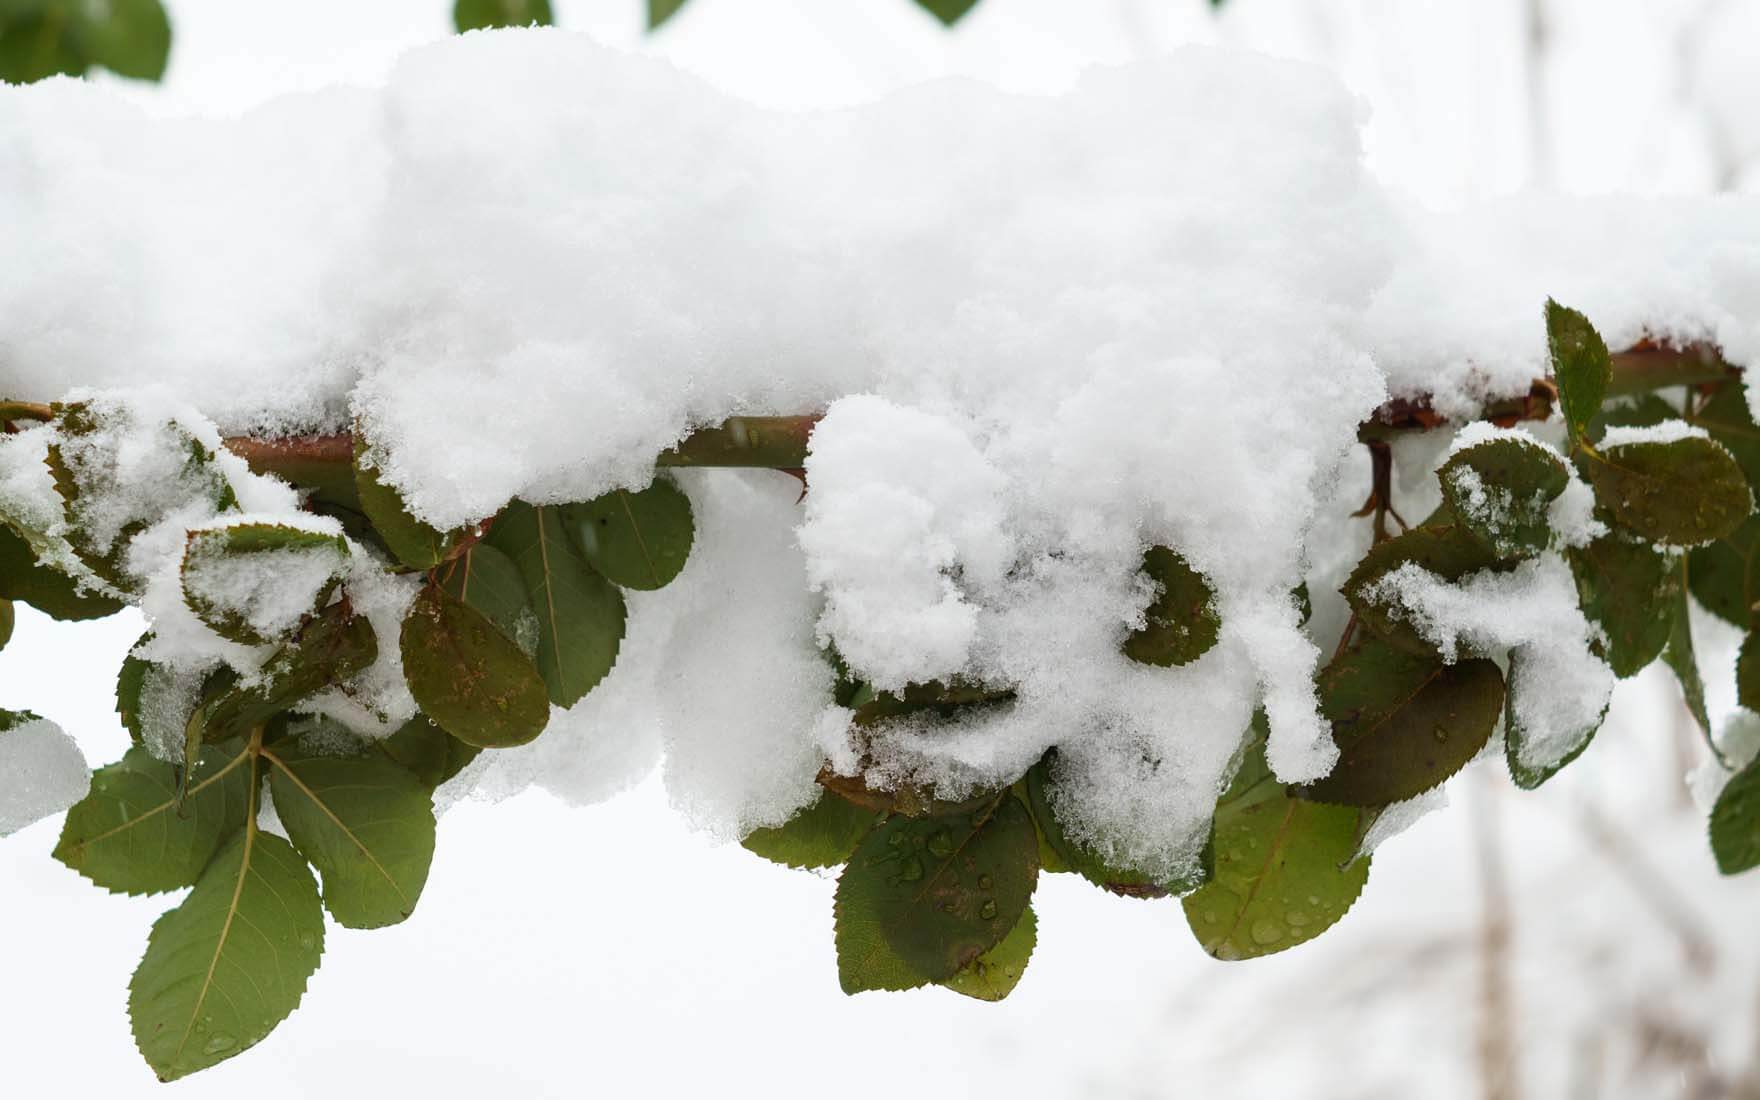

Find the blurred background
[[4, 1, 1760, 1097]]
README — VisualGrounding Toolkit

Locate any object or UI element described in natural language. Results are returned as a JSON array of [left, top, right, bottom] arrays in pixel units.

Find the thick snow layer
[[2, 30, 1758, 872], [0, 717, 89, 837]]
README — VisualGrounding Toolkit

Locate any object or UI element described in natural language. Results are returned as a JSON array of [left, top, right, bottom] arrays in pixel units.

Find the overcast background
[[6, 2, 1760, 1096]]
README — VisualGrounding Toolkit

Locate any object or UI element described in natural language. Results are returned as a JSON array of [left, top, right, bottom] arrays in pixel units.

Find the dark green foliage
[[941, 906, 1034, 1001], [1739, 630, 1760, 715], [1183, 739, 1369, 960], [1122, 545, 1221, 667], [0, 0, 170, 85], [1302, 636, 1502, 806], [440, 542, 531, 643], [1546, 298, 1611, 449], [181, 522, 348, 645], [1661, 563, 1714, 748], [1567, 533, 1677, 677], [352, 432, 467, 570], [1582, 435, 1751, 546], [647, 0, 689, 30], [0, 522, 123, 620], [375, 713, 483, 788], [1711, 758, 1760, 875], [1342, 522, 1500, 656], [454, 0, 553, 32], [400, 582, 550, 748], [203, 601, 377, 741], [562, 478, 694, 591], [1437, 436, 1567, 558], [914, 0, 980, 25], [834, 794, 1038, 991], [1503, 648, 1606, 790], [488, 501, 626, 706], [1686, 381, 1760, 487], [741, 791, 884, 870], [1688, 515, 1760, 628], [1025, 754, 1202, 896]]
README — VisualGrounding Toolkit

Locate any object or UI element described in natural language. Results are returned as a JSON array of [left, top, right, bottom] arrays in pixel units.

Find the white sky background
[[6, 1, 1760, 1096]]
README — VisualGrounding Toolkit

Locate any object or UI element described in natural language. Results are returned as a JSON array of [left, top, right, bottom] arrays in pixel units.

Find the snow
[[1599, 420, 1711, 448], [0, 29, 1756, 875], [0, 715, 89, 837]]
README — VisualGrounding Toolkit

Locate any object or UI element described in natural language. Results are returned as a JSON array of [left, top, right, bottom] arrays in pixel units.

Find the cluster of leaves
[[0, 0, 169, 85], [1, 403, 695, 1079]]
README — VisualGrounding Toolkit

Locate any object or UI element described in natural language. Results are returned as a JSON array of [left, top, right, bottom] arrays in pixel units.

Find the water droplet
[[1212, 942, 1243, 961], [895, 856, 924, 883], [978, 900, 998, 920], [203, 1033, 237, 1055], [1307, 895, 1320, 906], [1250, 918, 1282, 945], [298, 932, 316, 950], [926, 830, 956, 858], [1287, 911, 1310, 927], [1432, 725, 1450, 743], [977, 874, 992, 891]]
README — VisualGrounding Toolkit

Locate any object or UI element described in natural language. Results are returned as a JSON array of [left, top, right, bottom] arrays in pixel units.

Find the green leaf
[[1122, 545, 1220, 667], [115, 637, 151, 739], [1566, 534, 1677, 677], [647, 0, 689, 29], [77, 0, 171, 80], [741, 792, 883, 870], [1342, 523, 1501, 656], [266, 741, 436, 929], [1687, 515, 1760, 628], [0, 522, 124, 620], [1590, 393, 1680, 442], [940, 906, 1035, 1002], [0, 13, 85, 83], [1711, 758, 1760, 875], [0, 597, 10, 650], [1436, 436, 1568, 558], [1025, 754, 1201, 896], [399, 582, 550, 748], [1739, 630, 1760, 715], [454, 0, 552, 31], [440, 541, 532, 645], [1301, 637, 1503, 806], [1583, 434, 1751, 546], [352, 432, 466, 571], [1686, 381, 1760, 488], [562, 478, 695, 591], [1182, 742, 1370, 960], [181, 522, 348, 645], [914, 0, 980, 25], [1546, 299, 1611, 449], [129, 820, 324, 1081], [1503, 648, 1606, 789], [204, 601, 378, 741], [374, 713, 482, 788], [834, 794, 1039, 992], [1661, 563, 1714, 750], [53, 741, 252, 895], [488, 501, 625, 707]]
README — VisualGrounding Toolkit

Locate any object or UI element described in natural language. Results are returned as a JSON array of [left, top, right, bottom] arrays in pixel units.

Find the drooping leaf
[[914, 0, 980, 26], [1582, 434, 1751, 546], [741, 792, 884, 870], [488, 501, 625, 707], [399, 582, 550, 748], [1661, 562, 1714, 748], [1688, 515, 1760, 629], [1025, 754, 1201, 896], [53, 741, 252, 895], [1122, 545, 1221, 667], [1566, 533, 1677, 677], [940, 906, 1035, 1002], [454, 0, 553, 32], [128, 823, 324, 1081], [1546, 299, 1611, 449], [265, 741, 436, 929], [1182, 742, 1370, 960], [647, 0, 688, 30], [562, 478, 695, 591], [1301, 636, 1503, 806], [374, 713, 482, 788], [77, 0, 171, 81], [439, 541, 531, 645], [203, 601, 378, 741], [1503, 648, 1607, 790], [1710, 757, 1760, 875], [352, 432, 467, 570], [1342, 522, 1501, 656], [0, 523, 122, 620], [834, 794, 1039, 992], [181, 522, 349, 645], [1437, 436, 1568, 558]]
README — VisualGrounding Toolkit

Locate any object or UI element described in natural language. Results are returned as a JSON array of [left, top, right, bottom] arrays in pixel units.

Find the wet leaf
[[1437, 436, 1568, 558], [0, 523, 123, 620], [1567, 533, 1677, 677], [741, 792, 884, 870], [181, 522, 348, 645], [1710, 757, 1760, 875], [1503, 648, 1606, 790], [940, 906, 1035, 1001], [1122, 545, 1221, 667], [352, 432, 467, 570], [399, 583, 550, 748], [1546, 299, 1611, 449], [1583, 434, 1750, 546], [488, 502, 625, 707], [1687, 515, 1760, 629], [562, 478, 695, 591], [1342, 523, 1501, 656]]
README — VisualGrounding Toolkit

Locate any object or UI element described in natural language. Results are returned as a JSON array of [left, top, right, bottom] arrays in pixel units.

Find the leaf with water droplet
[[1182, 741, 1369, 961], [54, 741, 251, 895], [438, 542, 531, 646], [203, 600, 378, 742], [487, 502, 626, 707], [1567, 532, 1677, 677], [940, 906, 1036, 1002], [1687, 515, 1760, 629], [834, 795, 1038, 992], [266, 740, 436, 929], [399, 582, 550, 749], [742, 791, 884, 870], [1122, 546, 1220, 667], [1710, 756, 1760, 875], [561, 477, 694, 591], [1546, 299, 1611, 450], [373, 713, 482, 788], [1301, 636, 1502, 806], [1582, 433, 1751, 546], [1437, 436, 1568, 559], [129, 808, 324, 1081]]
